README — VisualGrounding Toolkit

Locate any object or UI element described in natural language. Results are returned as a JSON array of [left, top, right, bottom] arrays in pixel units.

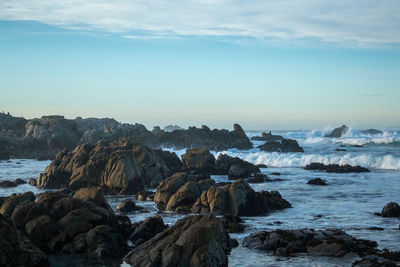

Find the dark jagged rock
[[0, 213, 49, 267], [251, 131, 284, 142], [305, 163, 370, 173], [136, 190, 155, 201], [2, 190, 127, 259], [381, 202, 400, 218], [220, 214, 245, 233], [37, 140, 180, 194], [191, 179, 291, 216], [360, 129, 383, 135], [116, 200, 144, 213], [0, 191, 36, 216], [307, 178, 328, 186], [247, 173, 266, 183], [352, 250, 400, 266], [325, 125, 349, 138], [243, 228, 378, 257], [124, 215, 234, 267], [258, 139, 304, 153], [129, 216, 168, 247], [154, 172, 215, 214], [0, 178, 26, 188], [215, 154, 260, 178], [158, 123, 253, 151], [181, 148, 216, 174]]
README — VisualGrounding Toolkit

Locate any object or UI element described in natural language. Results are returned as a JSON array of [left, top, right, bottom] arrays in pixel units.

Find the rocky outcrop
[[154, 172, 215, 214], [215, 154, 260, 178], [305, 163, 370, 173], [381, 202, 400, 218], [258, 139, 304, 153], [251, 131, 284, 142], [116, 200, 144, 213], [129, 216, 168, 247], [0, 213, 49, 267], [243, 229, 377, 257], [325, 125, 349, 138], [307, 178, 328, 186], [124, 215, 234, 267], [1, 190, 127, 259], [352, 250, 400, 267], [181, 148, 216, 174], [37, 140, 180, 194], [0, 178, 26, 188], [191, 179, 291, 216], [158, 123, 252, 151]]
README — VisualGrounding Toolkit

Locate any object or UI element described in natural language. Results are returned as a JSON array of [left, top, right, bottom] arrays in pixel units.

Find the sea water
[[1, 127, 399, 266]]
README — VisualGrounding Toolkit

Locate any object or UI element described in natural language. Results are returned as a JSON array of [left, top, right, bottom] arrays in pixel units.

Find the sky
[[1, 0, 400, 130]]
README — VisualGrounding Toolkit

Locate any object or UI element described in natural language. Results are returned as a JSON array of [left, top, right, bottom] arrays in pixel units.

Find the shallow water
[[1, 127, 399, 266]]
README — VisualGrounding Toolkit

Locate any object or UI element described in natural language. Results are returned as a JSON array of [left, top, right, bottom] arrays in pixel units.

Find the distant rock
[[163, 125, 184, 132], [191, 179, 291, 216], [325, 125, 349, 138], [158, 123, 253, 151], [360, 129, 383, 135], [381, 202, 400, 218], [307, 178, 328, 186], [251, 131, 284, 142], [215, 154, 260, 178], [258, 139, 304, 153], [243, 228, 378, 257], [124, 215, 235, 267], [304, 163, 370, 173]]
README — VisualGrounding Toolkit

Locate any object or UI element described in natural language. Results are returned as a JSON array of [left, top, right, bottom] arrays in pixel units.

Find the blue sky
[[1, 1, 400, 130]]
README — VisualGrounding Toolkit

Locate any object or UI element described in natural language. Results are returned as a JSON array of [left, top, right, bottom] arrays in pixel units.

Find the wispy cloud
[[1, 0, 399, 46]]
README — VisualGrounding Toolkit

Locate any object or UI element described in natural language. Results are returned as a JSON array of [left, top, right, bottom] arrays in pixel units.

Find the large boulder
[[325, 125, 349, 138], [129, 216, 168, 247], [3, 191, 126, 259], [191, 179, 291, 216], [124, 215, 234, 267], [305, 163, 370, 173], [0, 191, 36, 217], [182, 148, 216, 174], [258, 139, 304, 153], [116, 200, 144, 213], [154, 172, 215, 214], [381, 202, 400, 218], [242, 229, 378, 257], [0, 213, 49, 267], [215, 154, 260, 178], [37, 140, 179, 193]]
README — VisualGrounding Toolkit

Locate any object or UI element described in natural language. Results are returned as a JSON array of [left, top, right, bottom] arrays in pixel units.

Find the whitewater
[[1, 126, 399, 266]]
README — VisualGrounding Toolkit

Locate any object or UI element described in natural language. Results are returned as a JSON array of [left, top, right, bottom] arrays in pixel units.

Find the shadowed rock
[[307, 178, 328, 186], [258, 139, 304, 153], [325, 125, 349, 138], [381, 202, 400, 218], [305, 163, 370, 173], [251, 131, 284, 142]]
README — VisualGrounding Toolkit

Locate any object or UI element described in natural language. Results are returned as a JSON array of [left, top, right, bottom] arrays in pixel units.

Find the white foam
[[220, 151, 400, 170]]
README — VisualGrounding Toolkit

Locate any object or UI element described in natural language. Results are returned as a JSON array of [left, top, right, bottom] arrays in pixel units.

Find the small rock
[[29, 178, 37, 186], [381, 202, 400, 218], [307, 178, 328, 186], [116, 200, 144, 213]]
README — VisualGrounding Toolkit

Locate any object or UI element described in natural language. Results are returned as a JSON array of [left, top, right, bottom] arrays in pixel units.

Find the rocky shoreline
[[1, 116, 399, 266]]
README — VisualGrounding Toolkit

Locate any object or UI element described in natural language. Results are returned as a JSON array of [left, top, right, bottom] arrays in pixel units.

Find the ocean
[[1, 127, 399, 266]]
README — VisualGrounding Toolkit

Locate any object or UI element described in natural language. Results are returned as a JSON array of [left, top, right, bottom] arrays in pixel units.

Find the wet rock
[[336, 148, 347, 151], [215, 154, 260, 177], [0, 191, 36, 216], [86, 225, 126, 259], [352, 250, 400, 267], [247, 174, 266, 183], [257, 164, 268, 168], [258, 139, 304, 153], [124, 215, 234, 267], [129, 216, 168, 247], [381, 202, 400, 218], [325, 125, 349, 138], [0, 180, 18, 188], [116, 200, 144, 213], [251, 131, 284, 142], [191, 179, 291, 216], [220, 214, 245, 233], [136, 190, 155, 201], [307, 178, 328, 186], [243, 228, 378, 257], [271, 172, 281, 175], [73, 187, 108, 209], [305, 163, 370, 173], [0, 213, 49, 267], [28, 178, 37, 186], [181, 148, 216, 174]]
